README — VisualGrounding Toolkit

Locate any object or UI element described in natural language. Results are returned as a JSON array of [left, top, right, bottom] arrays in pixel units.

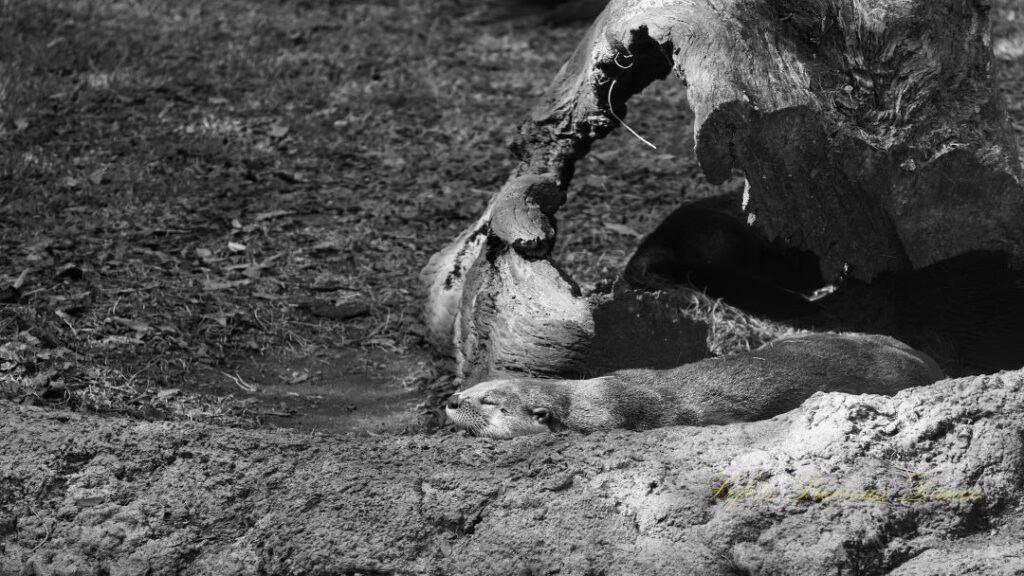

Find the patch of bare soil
[[3, 370, 1024, 575]]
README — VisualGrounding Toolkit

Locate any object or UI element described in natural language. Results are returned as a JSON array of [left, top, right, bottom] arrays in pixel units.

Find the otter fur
[[624, 198, 825, 318], [446, 333, 943, 438]]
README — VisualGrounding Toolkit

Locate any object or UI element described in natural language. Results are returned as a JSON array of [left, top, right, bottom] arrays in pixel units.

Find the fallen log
[[2, 370, 1023, 575]]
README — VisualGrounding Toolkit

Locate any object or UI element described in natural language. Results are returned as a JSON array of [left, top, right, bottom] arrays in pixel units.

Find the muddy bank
[[2, 369, 1023, 575]]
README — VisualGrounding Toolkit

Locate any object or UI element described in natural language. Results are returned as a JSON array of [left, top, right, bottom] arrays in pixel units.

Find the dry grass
[[688, 291, 798, 356]]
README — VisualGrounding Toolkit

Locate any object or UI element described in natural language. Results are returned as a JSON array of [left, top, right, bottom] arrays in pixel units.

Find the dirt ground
[[2, 0, 1023, 434], [4, 370, 1024, 575]]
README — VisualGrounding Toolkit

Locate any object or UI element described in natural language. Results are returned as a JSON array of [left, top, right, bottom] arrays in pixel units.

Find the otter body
[[624, 199, 825, 318], [446, 333, 943, 438]]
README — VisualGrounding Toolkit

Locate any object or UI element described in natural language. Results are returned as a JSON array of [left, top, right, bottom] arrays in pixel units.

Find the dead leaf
[[254, 209, 295, 222], [253, 292, 282, 300], [382, 155, 406, 169], [269, 123, 289, 139], [362, 336, 401, 352], [13, 269, 29, 290], [258, 409, 295, 417], [27, 368, 58, 388], [155, 388, 180, 400], [75, 495, 105, 507], [309, 240, 340, 254], [227, 241, 246, 253], [202, 279, 252, 291], [286, 370, 309, 384], [603, 222, 643, 238], [590, 150, 618, 163], [99, 335, 144, 347], [202, 313, 230, 328], [88, 167, 107, 185], [108, 317, 152, 333]]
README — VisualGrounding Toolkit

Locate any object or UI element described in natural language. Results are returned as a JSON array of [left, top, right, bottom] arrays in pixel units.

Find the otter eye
[[532, 408, 551, 424]]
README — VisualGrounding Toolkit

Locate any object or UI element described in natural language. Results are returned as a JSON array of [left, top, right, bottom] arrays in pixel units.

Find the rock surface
[[2, 369, 1023, 575]]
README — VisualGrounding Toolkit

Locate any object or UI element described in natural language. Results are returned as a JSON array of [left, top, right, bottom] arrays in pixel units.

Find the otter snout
[[446, 393, 462, 410]]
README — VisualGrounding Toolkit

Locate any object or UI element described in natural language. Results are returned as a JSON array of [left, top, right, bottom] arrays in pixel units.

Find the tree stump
[[423, 0, 1024, 381]]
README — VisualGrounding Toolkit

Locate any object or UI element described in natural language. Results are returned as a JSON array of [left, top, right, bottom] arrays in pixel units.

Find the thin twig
[[607, 79, 657, 150], [222, 371, 257, 393], [29, 508, 54, 553]]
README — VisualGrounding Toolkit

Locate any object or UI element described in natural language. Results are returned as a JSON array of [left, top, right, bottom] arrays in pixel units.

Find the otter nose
[[446, 393, 462, 410]]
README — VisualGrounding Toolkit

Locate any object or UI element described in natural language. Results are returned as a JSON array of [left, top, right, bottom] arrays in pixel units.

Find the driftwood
[[422, 0, 1024, 381], [3, 370, 1023, 575]]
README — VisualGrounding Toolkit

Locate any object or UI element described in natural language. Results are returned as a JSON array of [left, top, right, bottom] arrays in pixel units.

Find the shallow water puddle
[[207, 349, 429, 434]]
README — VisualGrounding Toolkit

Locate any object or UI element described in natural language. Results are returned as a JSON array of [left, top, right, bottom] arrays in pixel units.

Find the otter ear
[[532, 407, 551, 424]]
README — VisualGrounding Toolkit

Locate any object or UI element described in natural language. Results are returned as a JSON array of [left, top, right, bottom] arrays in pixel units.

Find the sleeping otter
[[446, 332, 943, 438]]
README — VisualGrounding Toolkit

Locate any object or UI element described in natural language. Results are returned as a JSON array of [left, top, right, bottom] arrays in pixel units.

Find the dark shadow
[[808, 250, 1024, 376], [625, 194, 1024, 376]]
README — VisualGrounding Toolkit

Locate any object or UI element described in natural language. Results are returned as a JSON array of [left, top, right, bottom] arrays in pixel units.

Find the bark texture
[[2, 370, 1024, 575], [453, 252, 711, 382], [518, 0, 1023, 278], [422, 0, 1024, 379]]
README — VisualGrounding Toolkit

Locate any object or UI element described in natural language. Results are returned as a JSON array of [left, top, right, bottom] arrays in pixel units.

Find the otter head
[[445, 379, 567, 438]]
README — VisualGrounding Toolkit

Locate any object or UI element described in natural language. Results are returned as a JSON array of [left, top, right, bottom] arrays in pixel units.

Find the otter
[[624, 197, 826, 319], [445, 332, 943, 438]]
